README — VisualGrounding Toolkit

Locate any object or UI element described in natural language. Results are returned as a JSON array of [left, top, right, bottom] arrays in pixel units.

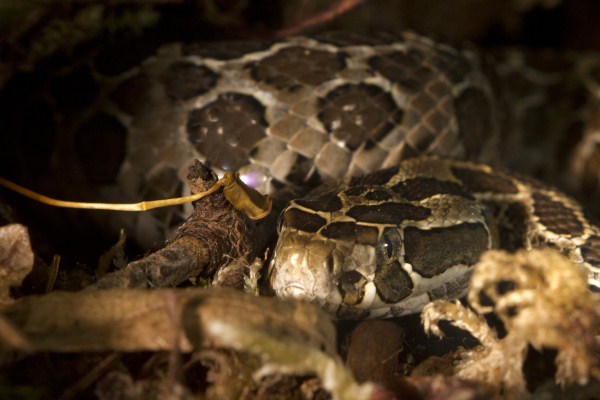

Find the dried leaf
[[0, 287, 374, 400], [222, 172, 272, 220], [421, 249, 600, 398], [0, 223, 34, 303]]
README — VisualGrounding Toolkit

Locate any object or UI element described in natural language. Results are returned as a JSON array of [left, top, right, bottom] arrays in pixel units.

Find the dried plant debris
[[211, 255, 264, 295], [402, 375, 493, 400], [89, 161, 273, 291], [420, 249, 600, 399], [96, 229, 128, 279], [0, 287, 375, 400], [94, 350, 259, 400], [0, 223, 34, 303], [95, 351, 331, 400]]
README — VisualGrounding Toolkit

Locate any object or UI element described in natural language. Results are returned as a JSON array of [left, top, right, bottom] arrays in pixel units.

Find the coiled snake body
[[270, 156, 600, 318], [3, 31, 600, 317]]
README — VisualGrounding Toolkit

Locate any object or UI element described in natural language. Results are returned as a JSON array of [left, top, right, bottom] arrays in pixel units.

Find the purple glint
[[240, 171, 266, 189]]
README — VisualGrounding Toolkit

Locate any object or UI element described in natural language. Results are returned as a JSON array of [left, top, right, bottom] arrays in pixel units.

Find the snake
[[1, 30, 600, 318], [270, 156, 600, 318]]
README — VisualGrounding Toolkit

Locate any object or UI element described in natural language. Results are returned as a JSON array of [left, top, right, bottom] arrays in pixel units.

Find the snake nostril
[[326, 253, 335, 274]]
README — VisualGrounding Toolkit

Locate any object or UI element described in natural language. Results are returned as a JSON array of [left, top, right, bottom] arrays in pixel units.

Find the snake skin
[[2, 31, 600, 317], [1, 31, 507, 245], [270, 156, 600, 318]]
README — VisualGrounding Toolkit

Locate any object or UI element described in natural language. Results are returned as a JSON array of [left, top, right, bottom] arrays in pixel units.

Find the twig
[[277, 0, 366, 36], [87, 161, 274, 291]]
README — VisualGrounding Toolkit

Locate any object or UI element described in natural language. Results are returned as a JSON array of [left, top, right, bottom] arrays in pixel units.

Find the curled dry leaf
[[0, 287, 374, 400], [421, 249, 600, 399], [0, 223, 34, 303], [221, 171, 272, 220]]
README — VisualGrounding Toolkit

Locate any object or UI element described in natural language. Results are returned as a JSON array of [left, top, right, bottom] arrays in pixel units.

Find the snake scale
[[2, 31, 600, 318]]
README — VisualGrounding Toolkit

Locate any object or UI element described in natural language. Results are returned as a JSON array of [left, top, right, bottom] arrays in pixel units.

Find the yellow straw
[[0, 176, 220, 211], [0, 172, 272, 220]]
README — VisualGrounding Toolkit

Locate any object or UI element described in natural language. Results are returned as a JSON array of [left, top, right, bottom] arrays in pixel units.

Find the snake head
[[268, 163, 496, 318], [267, 182, 435, 318], [269, 216, 431, 319]]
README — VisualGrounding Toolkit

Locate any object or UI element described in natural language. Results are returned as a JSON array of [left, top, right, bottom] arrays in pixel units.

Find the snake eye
[[326, 253, 335, 274], [376, 229, 401, 266]]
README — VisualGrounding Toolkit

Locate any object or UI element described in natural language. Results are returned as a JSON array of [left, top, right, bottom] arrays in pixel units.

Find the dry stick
[[0, 161, 273, 290], [45, 254, 60, 293], [88, 161, 274, 291], [164, 291, 183, 398], [1, 164, 273, 289], [0, 314, 34, 351], [277, 0, 366, 36]]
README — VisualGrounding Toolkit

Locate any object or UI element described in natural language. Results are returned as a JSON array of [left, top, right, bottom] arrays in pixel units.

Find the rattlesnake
[[270, 156, 600, 318], [1, 30, 599, 317]]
